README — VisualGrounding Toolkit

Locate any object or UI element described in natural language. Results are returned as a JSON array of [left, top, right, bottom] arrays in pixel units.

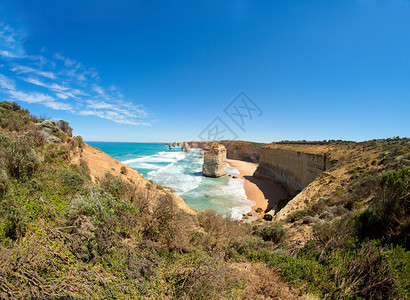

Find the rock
[[181, 142, 190, 152], [263, 214, 273, 221], [172, 142, 177, 147], [232, 175, 237, 179], [35, 119, 59, 133], [202, 142, 227, 178], [168, 144, 173, 150], [255, 207, 263, 213], [35, 119, 61, 143]]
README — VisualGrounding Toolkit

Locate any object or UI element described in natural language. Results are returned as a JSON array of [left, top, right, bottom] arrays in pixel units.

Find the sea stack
[[202, 142, 227, 178], [181, 141, 190, 152]]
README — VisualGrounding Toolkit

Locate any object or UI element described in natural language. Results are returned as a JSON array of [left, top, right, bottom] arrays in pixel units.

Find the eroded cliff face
[[254, 143, 336, 193], [220, 141, 265, 163], [71, 143, 196, 215], [202, 142, 227, 178], [187, 141, 264, 163]]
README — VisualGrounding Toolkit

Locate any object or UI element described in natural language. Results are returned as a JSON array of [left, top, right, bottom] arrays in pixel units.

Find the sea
[[87, 142, 254, 219]]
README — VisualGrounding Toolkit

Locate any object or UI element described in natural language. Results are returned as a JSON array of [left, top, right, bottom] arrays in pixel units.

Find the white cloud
[[44, 100, 72, 110], [0, 23, 25, 58], [0, 73, 16, 90], [10, 65, 56, 79], [0, 23, 153, 126], [54, 53, 76, 67], [0, 50, 21, 58], [21, 76, 69, 92], [92, 84, 105, 95], [9, 90, 53, 104]]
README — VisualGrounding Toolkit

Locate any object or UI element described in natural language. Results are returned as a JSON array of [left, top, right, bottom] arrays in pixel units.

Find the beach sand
[[226, 159, 287, 214]]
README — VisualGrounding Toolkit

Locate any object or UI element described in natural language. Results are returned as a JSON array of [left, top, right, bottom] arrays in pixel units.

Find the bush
[[255, 223, 286, 243], [328, 242, 398, 299], [58, 119, 73, 136], [3, 136, 39, 178], [0, 169, 9, 197], [286, 209, 313, 222], [60, 169, 84, 194], [120, 165, 127, 175], [100, 172, 135, 200]]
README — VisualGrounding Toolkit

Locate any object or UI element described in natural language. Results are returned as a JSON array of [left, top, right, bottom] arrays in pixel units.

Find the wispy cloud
[[0, 23, 150, 126], [0, 73, 16, 90], [11, 64, 56, 79], [0, 23, 25, 58]]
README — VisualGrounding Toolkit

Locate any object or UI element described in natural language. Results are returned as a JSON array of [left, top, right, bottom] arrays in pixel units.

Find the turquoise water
[[87, 142, 254, 219]]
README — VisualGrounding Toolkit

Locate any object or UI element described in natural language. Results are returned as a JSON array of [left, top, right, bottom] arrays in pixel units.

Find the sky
[[0, 0, 409, 143]]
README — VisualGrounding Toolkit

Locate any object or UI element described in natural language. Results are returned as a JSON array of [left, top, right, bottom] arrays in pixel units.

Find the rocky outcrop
[[168, 144, 173, 150], [254, 143, 335, 193], [220, 141, 265, 163], [188, 141, 208, 149], [35, 119, 61, 143], [181, 142, 190, 152], [202, 142, 227, 178]]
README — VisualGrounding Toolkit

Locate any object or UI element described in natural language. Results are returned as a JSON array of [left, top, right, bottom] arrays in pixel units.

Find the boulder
[[168, 144, 173, 150], [35, 119, 61, 143], [202, 142, 227, 178], [181, 142, 190, 152], [263, 214, 273, 221]]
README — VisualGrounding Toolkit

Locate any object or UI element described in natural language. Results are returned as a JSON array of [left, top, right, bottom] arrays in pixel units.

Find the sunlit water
[[87, 142, 254, 219]]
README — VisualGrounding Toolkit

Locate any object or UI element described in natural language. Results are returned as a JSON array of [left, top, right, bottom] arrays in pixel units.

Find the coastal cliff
[[202, 142, 227, 177], [220, 141, 265, 163], [187, 141, 264, 163], [71, 143, 195, 215], [254, 143, 335, 193]]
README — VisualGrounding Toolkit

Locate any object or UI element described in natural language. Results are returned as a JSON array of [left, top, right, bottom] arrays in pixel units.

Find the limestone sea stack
[[202, 142, 227, 178], [181, 142, 190, 152]]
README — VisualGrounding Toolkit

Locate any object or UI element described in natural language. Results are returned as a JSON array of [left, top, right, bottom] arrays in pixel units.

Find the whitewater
[[87, 142, 254, 219]]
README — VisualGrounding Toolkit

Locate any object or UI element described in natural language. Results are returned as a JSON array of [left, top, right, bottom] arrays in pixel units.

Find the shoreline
[[226, 159, 287, 216]]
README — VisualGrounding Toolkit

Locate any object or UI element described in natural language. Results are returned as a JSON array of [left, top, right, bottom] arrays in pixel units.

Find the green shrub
[[100, 172, 132, 199], [58, 120, 73, 136], [328, 242, 399, 299], [255, 223, 286, 243], [286, 209, 313, 222], [120, 165, 127, 175], [0, 169, 9, 197], [60, 169, 84, 194], [3, 136, 39, 178]]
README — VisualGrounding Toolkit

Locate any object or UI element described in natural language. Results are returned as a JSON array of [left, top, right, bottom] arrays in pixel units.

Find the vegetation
[[0, 101, 408, 299]]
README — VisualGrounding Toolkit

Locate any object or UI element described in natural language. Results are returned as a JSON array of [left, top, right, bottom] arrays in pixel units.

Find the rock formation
[[202, 142, 227, 178], [35, 119, 61, 143], [168, 144, 173, 150], [220, 141, 265, 162], [181, 142, 190, 152], [254, 143, 335, 193]]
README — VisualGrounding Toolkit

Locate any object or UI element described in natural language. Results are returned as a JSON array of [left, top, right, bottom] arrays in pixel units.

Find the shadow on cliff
[[243, 175, 287, 213]]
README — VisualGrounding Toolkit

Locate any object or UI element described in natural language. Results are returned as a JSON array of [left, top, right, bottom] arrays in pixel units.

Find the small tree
[[58, 120, 73, 136]]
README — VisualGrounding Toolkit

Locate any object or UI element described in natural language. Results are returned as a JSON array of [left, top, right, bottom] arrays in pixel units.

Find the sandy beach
[[226, 159, 287, 213]]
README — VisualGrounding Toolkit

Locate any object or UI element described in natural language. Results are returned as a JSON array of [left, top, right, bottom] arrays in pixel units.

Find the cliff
[[202, 142, 227, 177], [220, 141, 265, 163], [71, 143, 195, 215], [254, 143, 338, 193], [187, 141, 265, 163]]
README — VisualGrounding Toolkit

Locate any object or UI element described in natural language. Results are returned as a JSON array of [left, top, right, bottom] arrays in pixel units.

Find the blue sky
[[0, 0, 409, 142]]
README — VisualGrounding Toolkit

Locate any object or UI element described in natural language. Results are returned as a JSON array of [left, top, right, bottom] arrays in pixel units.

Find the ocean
[[87, 142, 254, 219]]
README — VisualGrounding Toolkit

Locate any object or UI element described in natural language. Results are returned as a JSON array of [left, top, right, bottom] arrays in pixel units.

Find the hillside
[[0, 101, 409, 299]]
